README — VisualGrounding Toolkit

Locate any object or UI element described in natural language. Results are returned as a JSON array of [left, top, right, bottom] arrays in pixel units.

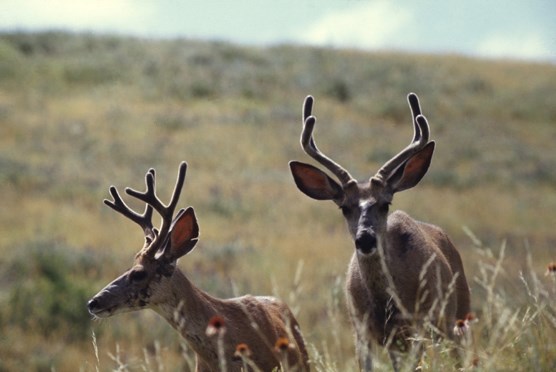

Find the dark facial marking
[[395, 231, 413, 257], [128, 268, 148, 282]]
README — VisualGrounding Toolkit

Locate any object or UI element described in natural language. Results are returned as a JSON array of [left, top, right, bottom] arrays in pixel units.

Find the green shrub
[[2, 240, 101, 341]]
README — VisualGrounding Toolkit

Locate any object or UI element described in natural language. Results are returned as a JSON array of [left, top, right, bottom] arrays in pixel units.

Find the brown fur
[[345, 211, 470, 347], [88, 163, 309, 371], [154, 269, 309, 371]]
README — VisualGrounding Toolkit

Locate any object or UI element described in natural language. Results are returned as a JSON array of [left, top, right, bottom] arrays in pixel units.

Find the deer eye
[[340, 205, 352, 216], [129, 269, 148, 282]]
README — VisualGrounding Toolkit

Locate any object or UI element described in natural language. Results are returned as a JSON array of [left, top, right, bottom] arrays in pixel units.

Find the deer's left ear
[[163, 207, 199, 261], [388, 141, 435, 193]]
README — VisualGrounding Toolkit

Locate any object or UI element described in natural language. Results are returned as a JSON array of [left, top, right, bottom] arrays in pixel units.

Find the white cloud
[[300, 1, 412, 49], [477, 32, 555, 61], [1, 0, 155, 34]]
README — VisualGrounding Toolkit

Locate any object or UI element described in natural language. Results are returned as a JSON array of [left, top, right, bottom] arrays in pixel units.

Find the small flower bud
[[453, 318, 469, 337], [234, 343, 253, 359], [274, 337, 294, 353], [206, 315, 226, 337]]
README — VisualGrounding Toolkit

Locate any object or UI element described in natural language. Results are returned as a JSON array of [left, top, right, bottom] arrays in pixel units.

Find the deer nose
[[355, 231, 377, 254], [87, 298, 99, 312]]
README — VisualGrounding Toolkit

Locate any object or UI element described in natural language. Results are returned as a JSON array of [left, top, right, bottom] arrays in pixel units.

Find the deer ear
[[164, 207, 199, 261], [388, 142, 435, 193], [289, 161, 344, 201]]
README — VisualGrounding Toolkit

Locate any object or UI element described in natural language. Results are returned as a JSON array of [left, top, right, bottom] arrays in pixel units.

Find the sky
[[1, 0, 555, 62]]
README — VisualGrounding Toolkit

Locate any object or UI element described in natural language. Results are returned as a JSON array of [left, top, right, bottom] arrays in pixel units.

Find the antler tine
[[374, 93, 430, 182], [300, 95, 354, 185], [104, 186, 155, 238], [168, 161, 187, 212], [407, 92, 422, 119], [407, 92, 430, 144], [303, 94, 314, 122], [125, 162, 188, 257]]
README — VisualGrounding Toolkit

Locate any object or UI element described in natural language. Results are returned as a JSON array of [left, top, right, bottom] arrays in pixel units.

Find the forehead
[[344, 179, 391, 204]]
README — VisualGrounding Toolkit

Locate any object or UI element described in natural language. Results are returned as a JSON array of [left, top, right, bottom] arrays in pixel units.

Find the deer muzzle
[[87, 296, 112, 317], [355, 230, 377, 255]]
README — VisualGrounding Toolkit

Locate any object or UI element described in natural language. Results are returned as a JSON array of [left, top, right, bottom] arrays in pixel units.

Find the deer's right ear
[[166, 207, 199, 260], [289, 161, 343, 201]]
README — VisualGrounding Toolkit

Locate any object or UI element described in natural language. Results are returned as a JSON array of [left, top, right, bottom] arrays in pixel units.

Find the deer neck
[[151, 268, 221, 363], [354, 234, 391, 295]]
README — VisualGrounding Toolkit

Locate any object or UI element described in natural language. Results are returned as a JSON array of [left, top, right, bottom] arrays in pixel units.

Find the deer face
[[338, 180, 393, 255], [290, 163, 400, 255], [88, 264, 153, 318], [289, 93, 434, 256], [87, 255, 175, 318], [88, 163, 199, 318]]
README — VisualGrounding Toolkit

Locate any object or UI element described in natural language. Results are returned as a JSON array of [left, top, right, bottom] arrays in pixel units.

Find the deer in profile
[[88, 162, 309, 371], [289, 94, 470, 371]]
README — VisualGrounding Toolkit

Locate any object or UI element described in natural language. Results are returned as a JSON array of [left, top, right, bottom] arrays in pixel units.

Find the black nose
[[355, 232, 377, 254], [88, 299, 99, 311]]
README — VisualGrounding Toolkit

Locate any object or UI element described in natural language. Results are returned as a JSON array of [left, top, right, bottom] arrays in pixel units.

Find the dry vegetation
[[0, 32, 555, 371]]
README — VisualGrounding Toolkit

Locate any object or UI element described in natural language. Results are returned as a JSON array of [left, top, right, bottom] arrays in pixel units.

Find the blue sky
[[2, 0, 555, 62]]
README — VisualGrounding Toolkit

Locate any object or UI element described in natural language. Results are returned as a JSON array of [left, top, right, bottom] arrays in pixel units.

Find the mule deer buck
[[88, 162, 309, 371], [289, 94, 470, 371]]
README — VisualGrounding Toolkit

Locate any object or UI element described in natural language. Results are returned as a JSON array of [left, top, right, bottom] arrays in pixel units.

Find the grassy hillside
[[0, 31, 555, 371]]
